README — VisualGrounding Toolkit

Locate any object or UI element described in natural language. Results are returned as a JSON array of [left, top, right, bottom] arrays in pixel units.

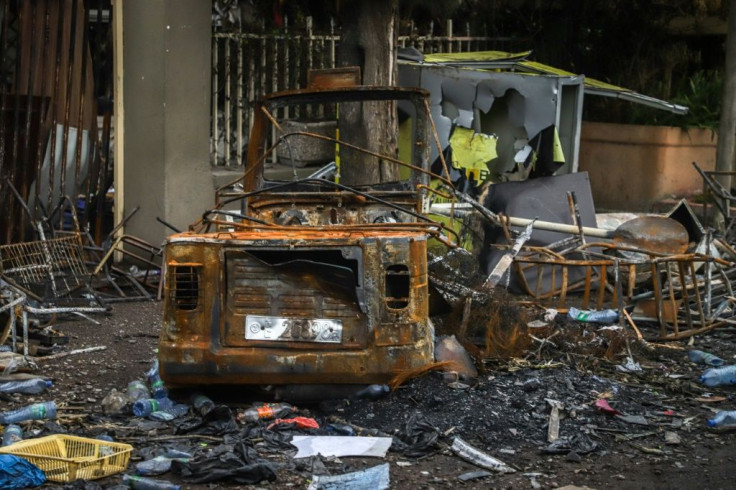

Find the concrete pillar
[[116, 0, 213, 248]]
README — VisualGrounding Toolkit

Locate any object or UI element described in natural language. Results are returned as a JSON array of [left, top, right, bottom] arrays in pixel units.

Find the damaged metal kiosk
[[158, 70, 454, 397]]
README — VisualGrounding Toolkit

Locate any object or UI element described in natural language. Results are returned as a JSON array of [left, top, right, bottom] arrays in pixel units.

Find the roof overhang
[[401, 50, 687, 115]]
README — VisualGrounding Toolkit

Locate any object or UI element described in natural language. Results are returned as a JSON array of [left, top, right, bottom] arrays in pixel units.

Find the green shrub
[[627, 70, 722, 129]]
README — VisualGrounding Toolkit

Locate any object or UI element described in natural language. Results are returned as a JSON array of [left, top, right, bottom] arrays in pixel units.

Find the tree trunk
[[715, 0, 736, 196], [337, 0, 399, 186]]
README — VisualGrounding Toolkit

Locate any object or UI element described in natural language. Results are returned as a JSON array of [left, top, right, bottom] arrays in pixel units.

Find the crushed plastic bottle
[[127, 380, 151, 402], [700, 365, 736, 387], [190, 393, 215, 417], [238, 402, 296, 423], [147, 360, 168, 399], [707, 410, 736, 428], [688, 349, 724, 367], [1, 425, 22, 446], [132, 398, 173, 417], [0, 379, 52, 394], [567, 307, 619, 324], [122, 474, 180, 490], [135, 454, 189, 476], [149, 403, 189, 421], [0, 402, 57, 424]]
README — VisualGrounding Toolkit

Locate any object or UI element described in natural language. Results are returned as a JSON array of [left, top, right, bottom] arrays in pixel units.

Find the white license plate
[[245, 315, 343, 343]]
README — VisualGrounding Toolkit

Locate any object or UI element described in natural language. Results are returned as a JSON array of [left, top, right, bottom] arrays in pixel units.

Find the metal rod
[[33, 1, 52, 216], [212, 36, 218, 165], [74, 1, 90, 194], [9, 1, 23, 242], [20, 1, 39, 236], [58, 0, 80, 230], [47, 0, 67, 213], [224, 38, 231, 165]]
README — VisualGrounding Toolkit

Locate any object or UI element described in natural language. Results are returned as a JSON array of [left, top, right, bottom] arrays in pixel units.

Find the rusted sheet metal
[[159, 232, 433, 385], [0, 0, 108, 244], [612, 216, 689, 254]]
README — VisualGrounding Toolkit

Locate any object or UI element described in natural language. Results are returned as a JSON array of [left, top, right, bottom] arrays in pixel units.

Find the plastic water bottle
[[2, 425, 22, 446], [707, 410, 736, 427], [0, 379, 52, 394], [147, 360, 168, 399], [122, 474, 180, 490], [191, 393, 215, 416], [132, 398, 173, 417], [238, 402, 295, 423], [352, 384, 390, 399], [688, 349, 724, 367], [149, 403, 189, 421], [567, 307, 619, 324], [135, 453, 190, 476], [0, 401, 57, 424], [700, 365, 736, 387], [127, 380, 151, 402]]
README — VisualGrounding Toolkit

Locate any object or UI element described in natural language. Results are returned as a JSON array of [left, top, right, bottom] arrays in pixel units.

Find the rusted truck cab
[[159, 85, 445, 388]]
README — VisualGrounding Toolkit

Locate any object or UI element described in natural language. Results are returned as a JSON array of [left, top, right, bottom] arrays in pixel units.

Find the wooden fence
[[211, 18, 523, 167]]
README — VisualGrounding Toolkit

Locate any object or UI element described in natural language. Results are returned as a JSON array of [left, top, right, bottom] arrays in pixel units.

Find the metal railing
[[211, 18, 521, 167]]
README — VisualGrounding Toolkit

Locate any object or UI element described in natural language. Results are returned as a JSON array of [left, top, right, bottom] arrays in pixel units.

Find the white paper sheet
[[291, 435, 393, 459]]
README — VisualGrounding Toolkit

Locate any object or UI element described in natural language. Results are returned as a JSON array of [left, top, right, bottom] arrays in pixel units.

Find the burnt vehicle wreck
[[159, 83, 454, 389]]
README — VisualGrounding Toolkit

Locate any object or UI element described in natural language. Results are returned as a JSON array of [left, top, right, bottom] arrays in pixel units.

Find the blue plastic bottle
[[0, 402, 57, 424], [190, 393, 215, 416], [127, 380, 151, 401], [147, 360, 168, 399], [688, 349, 724, 367], [0, 379, 52, 394], [122, 474, 180, 490], [1, 425, 22, 446], [149, 403, 189, 421], [707, 410, 736, 427], [132, 398, 173, 417], [700, 365, 736, 387]]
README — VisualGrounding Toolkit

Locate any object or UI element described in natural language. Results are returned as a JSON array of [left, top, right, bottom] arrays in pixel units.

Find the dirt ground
[[5, 299, 736, 489]]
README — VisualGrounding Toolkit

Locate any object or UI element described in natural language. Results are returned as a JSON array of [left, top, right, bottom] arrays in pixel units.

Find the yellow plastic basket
[[0, 434, 132, 482]]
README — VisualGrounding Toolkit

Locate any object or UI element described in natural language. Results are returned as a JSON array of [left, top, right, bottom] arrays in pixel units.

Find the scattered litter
[[458, 469, 493, 481], [688, 349, 724, 367], [267, 417, 320, 430], [123, 474, 180, 489], [434, 335, 478, 379], [0, 454, 46, 489], [307, 463, 390, 490], [291, 436, 393, 459], [450, 437, 515, 473], [664, 431, 681, 445], [706, 410, 736, 428], [615, 414, 649, 426], [567, 307, 618, 324], [594, 399, 621, 416], [0, 402, 56, 424], [543, 309, 558, 322], [699, 365, 736, 387], [616, 357, 642, 373], [547, 399, 564, 442]]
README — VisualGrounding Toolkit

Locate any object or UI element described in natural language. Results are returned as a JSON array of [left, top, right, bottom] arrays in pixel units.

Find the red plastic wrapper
[[594, 398, 622, 415], [267, 416, 320, 430]]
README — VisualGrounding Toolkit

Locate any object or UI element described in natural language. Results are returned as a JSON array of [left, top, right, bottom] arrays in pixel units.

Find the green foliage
[[626, 70, 723, 129]]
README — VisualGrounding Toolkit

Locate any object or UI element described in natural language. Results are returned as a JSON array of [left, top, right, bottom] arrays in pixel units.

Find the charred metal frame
[[505, 229, 736, 340], [160, 86, 451, 386]]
